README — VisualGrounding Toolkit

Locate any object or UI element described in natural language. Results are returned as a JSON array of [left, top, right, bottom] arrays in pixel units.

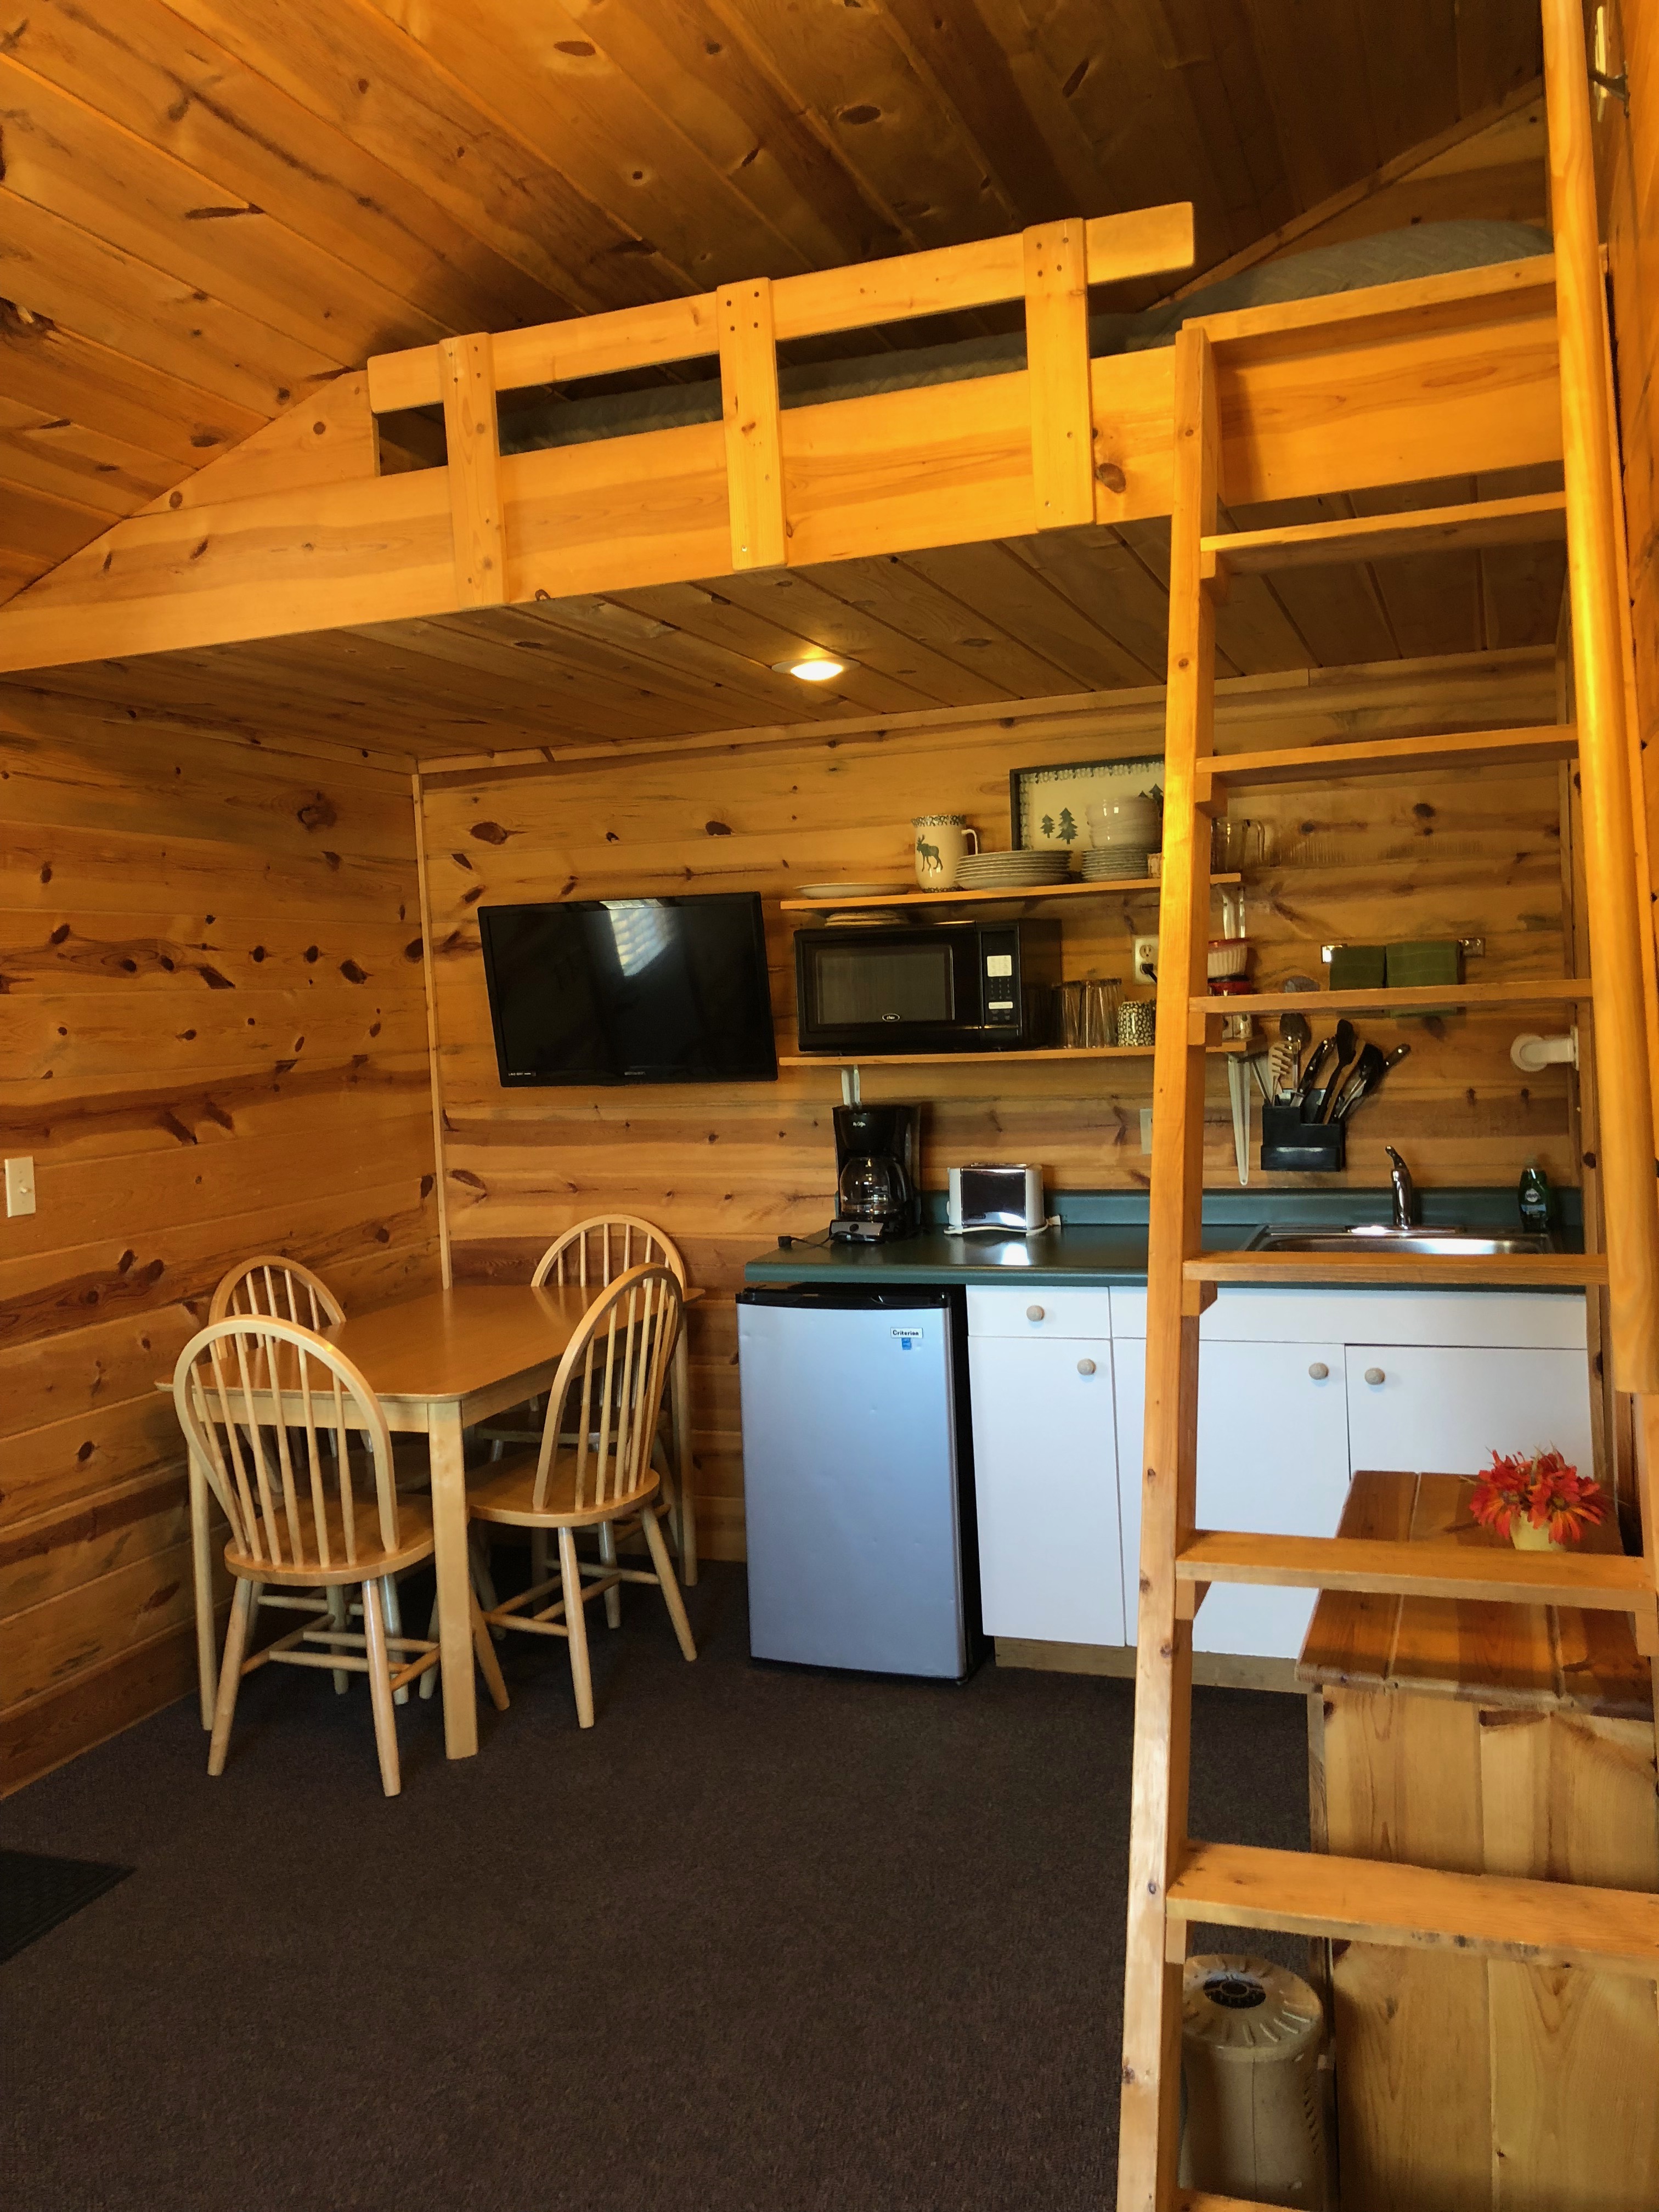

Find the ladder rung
[[1175, 1531, 1652, 1613], [1179, 2197, 1280, 2212], [1167, 1842, 1659, 1979], [1198, 723, 1577, 795], [1200, 489, 1565, 575], [1183, 1250, 1606, 1299]]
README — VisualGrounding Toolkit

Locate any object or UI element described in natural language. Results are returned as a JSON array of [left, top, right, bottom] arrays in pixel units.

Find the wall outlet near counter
[[5, 1156, 36, 1218]]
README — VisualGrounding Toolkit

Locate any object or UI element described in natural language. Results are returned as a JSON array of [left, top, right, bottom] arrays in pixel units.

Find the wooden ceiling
[[1, 0, 1544, 609]]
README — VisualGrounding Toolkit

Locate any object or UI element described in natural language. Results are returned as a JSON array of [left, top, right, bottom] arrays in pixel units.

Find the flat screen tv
[[478, 895, 778, 1086]]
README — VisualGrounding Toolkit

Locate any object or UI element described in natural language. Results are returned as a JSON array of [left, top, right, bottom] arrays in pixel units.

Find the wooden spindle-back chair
[[173, 1316, 506, 1796], [482, 1214, 698, 1591], [462, 1265, 695, 1728], [209, 1253, 346, 1328]]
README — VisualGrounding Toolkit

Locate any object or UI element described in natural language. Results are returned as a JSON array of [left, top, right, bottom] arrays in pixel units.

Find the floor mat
[[1, 1848, 132, 1963]]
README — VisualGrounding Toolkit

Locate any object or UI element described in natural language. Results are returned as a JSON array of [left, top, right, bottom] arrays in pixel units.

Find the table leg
[[672, 1333, 697, 1586], [428, 1406, 478, 1759], [188, 1443, 218, 1730]]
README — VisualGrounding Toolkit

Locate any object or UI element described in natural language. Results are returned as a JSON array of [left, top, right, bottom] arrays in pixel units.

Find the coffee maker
[[830, 1102, 922, 1243]]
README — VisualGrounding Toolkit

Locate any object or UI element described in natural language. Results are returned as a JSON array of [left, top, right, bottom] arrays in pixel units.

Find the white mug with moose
[[913, 814, 978, 891]]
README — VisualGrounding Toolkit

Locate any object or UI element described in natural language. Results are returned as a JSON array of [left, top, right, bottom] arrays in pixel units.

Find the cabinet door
[[1116, 1338, 1350, 1661], [968, 1334, 1124, 1645], [1345, 1345, 1594, 1476]]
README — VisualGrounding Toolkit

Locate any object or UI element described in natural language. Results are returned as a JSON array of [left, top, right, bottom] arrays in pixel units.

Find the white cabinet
[[967, 1311, 1124, 1646], [1345, 1345, 1594, 1477], [1114, 1335, 1351, 1661]]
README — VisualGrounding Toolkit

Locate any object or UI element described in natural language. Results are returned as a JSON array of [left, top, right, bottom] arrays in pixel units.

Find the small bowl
[[1206, 939, 1250, 979]]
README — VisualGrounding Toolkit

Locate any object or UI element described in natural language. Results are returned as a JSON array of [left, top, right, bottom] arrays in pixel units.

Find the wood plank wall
[[421, 647, 1567, 1564], [0, 692, 439, 1792]]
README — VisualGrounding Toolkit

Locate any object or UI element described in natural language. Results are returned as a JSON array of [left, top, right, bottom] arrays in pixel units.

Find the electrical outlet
[[1132, 935, 1159, 983], [5, 1156, 36, 1218], [1139, 1108, 1154, 1154]]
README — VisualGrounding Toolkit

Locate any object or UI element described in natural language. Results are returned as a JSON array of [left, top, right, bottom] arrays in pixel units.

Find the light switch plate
[[5, 1156, 36, 1218]]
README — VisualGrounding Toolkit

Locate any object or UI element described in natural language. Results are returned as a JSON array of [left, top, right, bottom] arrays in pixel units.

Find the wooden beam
[[1543, 0, 1659, 1391], [369, 294, 722, 416], [1024, 221, 1093, 530], [718, 278, 785, 573], [437, 334, 505, 609]]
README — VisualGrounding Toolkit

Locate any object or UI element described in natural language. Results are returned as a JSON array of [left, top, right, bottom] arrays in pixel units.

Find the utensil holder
[[1260, 1102, 1345, 1173]]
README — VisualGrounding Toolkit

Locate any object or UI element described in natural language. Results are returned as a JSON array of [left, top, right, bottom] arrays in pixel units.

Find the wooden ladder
[[1116, 6, 1659, 2207]]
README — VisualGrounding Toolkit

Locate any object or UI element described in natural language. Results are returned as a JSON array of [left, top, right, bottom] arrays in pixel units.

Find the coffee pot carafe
[[830, 1103, 922, 1243]]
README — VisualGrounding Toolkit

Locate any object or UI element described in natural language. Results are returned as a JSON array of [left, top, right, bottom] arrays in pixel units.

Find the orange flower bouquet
[[1466, 1447, 1604, 1549]]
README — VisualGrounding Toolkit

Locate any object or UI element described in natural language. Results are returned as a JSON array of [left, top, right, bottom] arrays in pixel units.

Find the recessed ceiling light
[[774, 654, 846, 682]]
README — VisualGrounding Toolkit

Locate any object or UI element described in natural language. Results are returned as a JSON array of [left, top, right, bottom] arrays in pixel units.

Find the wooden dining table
[[173, 1283, 615, 1760]]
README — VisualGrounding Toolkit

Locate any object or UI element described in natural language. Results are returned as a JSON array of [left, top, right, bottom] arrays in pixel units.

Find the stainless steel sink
[[1246, 1224, 1556, 1257]]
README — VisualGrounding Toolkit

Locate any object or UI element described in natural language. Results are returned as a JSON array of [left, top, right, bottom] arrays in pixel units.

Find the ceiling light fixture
[[774, 654, 847, 682]]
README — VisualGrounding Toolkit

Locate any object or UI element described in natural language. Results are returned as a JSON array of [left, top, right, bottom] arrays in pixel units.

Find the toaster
[[946, 1163, 1047, 1235]]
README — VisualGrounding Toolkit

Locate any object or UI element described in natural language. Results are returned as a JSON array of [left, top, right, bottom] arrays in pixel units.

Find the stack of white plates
[[1082, 848, 1153, 881], [957, 849, 1074, 890]]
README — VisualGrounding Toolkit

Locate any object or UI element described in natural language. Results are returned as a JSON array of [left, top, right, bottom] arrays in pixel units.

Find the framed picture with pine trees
[[1008, 756, 1163, 853]]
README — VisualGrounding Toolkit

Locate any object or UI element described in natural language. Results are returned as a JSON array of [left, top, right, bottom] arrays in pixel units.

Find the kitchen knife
[[1335, 1040, 1408, 1121], [1330, 1041, 1383, 1121], [1307, 1019, 1355, 1121], [1296, 1034, 1335, 1114]]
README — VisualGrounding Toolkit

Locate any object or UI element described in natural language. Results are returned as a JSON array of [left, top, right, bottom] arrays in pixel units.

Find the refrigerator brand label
[[891, 1327, 923, 1348]]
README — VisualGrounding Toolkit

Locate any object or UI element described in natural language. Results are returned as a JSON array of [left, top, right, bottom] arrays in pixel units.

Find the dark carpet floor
[[0, 1563, 1309, 2212]]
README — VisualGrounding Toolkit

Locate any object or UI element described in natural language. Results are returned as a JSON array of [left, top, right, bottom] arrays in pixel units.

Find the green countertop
[[740, 1188, 1582, 1290]]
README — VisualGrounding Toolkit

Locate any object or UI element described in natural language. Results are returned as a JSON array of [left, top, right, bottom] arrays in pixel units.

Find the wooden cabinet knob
[[1077, 1357, 1097, 1375], [1364, 1366, 1386, 1386], [1307, 1362, 1329, 1381], [1026, 1304, 1045, 1321]]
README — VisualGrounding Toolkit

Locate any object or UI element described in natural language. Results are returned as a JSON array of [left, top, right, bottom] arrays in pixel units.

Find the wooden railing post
[[718, 276, 786, 572], [437, 332, 505, 608], [1118, 320, 1219, 2212], [1542, 0, 1659, 1391], [1024, 218, 1094, 529]]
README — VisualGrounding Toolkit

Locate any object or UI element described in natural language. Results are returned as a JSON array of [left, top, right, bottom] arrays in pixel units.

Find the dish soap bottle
[[1517, 1161, 1551, 1234]]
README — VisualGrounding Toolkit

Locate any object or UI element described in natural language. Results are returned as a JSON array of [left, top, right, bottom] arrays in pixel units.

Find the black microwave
[[794, 919, 1062, 1055]]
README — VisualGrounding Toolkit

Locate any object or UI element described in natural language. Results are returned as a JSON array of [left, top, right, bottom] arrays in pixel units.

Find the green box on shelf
[[1385, 939, 1463, 990], [1328, 944, 1386, 992]]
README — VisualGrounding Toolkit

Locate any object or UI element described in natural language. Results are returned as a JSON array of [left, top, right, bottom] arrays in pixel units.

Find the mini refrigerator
[[735, 1283, 980, 1679]]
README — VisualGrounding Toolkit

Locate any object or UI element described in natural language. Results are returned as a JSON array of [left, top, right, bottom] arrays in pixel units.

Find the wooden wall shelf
[[777, 1041, 1247, 1069], [1189, 978, 1590, 1025], [778, 875, 1242, 915]]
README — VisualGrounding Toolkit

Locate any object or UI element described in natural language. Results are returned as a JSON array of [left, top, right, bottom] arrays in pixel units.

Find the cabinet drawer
[[1346, 1345, 1594, 1477], [1109, 1284, 1588, 1350], [967, 1285, 1114, 1341]]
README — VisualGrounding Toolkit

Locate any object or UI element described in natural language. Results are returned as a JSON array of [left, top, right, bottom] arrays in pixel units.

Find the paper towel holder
[[1510, 1028, 1578, 1073]]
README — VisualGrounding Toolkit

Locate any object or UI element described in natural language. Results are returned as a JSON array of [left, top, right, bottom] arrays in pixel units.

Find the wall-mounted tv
[[478, 895, 778, 1086]]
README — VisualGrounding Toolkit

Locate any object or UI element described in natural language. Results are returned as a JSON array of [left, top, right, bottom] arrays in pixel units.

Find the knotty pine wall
[[0, 692, 439, 1792], [422, 647, 1571, 1564]]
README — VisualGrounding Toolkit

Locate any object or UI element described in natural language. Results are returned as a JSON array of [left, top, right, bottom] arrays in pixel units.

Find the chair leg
[[207, 1577, 256, 1776], [420, 1588, 442, 1699], [470, 1588, 510, 1712], [362, 1578, 402, 1798], [672, 1335, 697, 1585], [470, 1529, 505, 1640], [327, 1585, 350, 1694], [382, 1576, 409, 1707], [597, 1521, 623, 1629], [557, 1526, 595, 1728], [529, 1529, 549, 1590], [640, 1502, 697, 1662]]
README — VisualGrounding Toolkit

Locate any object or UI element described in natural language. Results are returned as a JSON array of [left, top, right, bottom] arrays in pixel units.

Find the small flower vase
[[1510, 1517, 1561, 1553]]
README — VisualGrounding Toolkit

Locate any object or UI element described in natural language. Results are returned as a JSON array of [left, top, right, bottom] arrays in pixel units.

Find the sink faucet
[[1385, 1146, 1417, 1231]]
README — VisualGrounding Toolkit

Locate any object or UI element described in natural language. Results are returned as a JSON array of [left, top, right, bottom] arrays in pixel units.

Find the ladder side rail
[[1543, 0, 1659, 1391], [1118, 320, 1220, 2212]]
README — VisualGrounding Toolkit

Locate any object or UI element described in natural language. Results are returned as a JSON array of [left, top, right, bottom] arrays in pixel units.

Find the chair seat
[[468, 1448, 661, 1530], [224, 1493, 435, 1585]]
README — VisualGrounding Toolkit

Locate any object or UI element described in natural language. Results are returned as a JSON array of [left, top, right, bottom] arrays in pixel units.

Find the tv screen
[[478, 895, 778, 1086]]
